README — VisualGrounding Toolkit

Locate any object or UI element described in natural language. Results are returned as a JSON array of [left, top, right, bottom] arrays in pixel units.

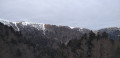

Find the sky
[[0, 0, 120, 30]]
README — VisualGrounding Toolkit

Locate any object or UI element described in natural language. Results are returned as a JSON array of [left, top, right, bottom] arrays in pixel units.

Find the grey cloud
[[0, 0, 120, 30]]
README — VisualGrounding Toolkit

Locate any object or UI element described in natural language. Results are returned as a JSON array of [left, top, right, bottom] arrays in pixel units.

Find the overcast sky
[[0, 0, 120, 30]]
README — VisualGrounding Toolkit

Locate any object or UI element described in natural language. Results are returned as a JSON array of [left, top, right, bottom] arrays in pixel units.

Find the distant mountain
[[99, 27, 120, 40]]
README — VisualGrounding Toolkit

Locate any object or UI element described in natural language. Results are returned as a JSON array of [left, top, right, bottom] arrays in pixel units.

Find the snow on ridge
[[69, 26, 83, 30], [19, 21, 46, 31], [20, 21, 44, 25], [21, 21, 31, 26], [0, 18, 85, 32], [42, 24, 46, 35], [0, 19, 46, 32], [70, 26, 74, 29], [19, 21, 46, 35], [69, 26, 85, 31], [0, 18, 11, 26], [12, 22, 20, 31], [0, 18, 20, 31], [42, 24, 45, 31]]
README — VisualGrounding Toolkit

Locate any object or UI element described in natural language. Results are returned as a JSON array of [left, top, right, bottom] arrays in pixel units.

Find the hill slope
[[0, 20, 120, 58]]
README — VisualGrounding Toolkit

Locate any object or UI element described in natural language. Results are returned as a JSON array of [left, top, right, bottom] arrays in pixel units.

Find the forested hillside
[[0, 22, 120, 58]]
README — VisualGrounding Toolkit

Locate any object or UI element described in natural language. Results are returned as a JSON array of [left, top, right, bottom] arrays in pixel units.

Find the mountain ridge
[[0, 19, 120, 41], [0, 19, 89, 32]]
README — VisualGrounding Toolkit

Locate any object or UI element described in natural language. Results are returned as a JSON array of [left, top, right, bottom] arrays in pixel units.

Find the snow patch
[[12, 22, 20, 31], [70, 26, 74, 29], [19, 21, 46, 34], [0, 18, 20, 31], [21, 21, 30, 26], [42, 24, 46, 35], [80, 28, 83, 29], [0, 18, 10, 26]]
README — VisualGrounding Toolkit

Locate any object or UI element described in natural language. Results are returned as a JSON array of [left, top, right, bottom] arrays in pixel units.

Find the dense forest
[[0, 22, 120, 58]]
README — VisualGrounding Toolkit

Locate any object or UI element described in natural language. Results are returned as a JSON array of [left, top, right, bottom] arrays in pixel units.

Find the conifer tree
[[102, 32, 108, 39], [97, 32, 101, 40], [89, 31, 96, 39]]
